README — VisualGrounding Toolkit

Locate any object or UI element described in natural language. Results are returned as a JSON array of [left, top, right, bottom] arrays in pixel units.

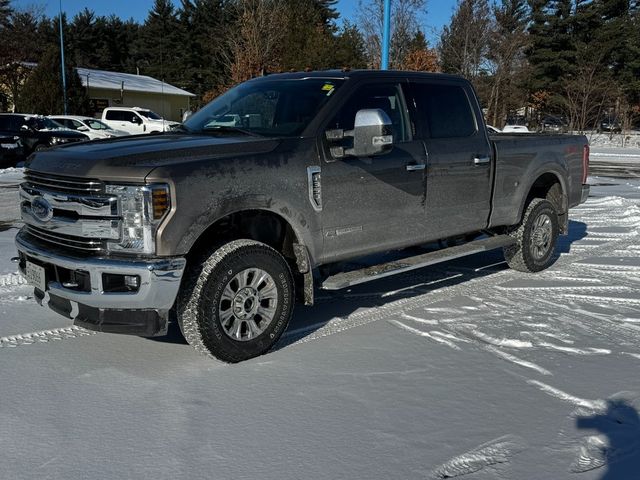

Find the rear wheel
[[177, 239, 294, 363], [504, 198, 559, 273]]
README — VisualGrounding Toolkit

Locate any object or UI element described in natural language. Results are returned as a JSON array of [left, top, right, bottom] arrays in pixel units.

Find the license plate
[[25, 261, 46, 292], [1, 143, 18, 149]]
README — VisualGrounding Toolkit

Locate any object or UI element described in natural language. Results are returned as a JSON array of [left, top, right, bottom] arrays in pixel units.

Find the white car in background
[[101, 107, 179, 135], [502, 125, 531, 133], [50, 115, 128, 140]]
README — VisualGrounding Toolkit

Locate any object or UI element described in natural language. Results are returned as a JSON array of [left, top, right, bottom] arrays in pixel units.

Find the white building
[[78, 67, 195, 122]]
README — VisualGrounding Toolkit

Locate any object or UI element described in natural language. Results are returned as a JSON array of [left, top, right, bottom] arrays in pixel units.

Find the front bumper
[[15, 230, 186, 336]]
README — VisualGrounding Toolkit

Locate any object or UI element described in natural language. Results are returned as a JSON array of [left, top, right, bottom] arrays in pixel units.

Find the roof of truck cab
[[244, 70, 466, 82]]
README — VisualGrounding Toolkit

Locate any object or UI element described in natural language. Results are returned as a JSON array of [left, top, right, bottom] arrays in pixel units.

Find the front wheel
[[503, 198, 559, 273], [177, 240, 295, 363]]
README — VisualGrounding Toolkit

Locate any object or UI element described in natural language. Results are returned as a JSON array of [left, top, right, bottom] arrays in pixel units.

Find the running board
[[321, 235, 516, 290]]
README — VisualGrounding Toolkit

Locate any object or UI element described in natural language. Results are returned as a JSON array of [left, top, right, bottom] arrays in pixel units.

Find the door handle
[[406, 164, 426, 171], [473, 156, 491, 166]]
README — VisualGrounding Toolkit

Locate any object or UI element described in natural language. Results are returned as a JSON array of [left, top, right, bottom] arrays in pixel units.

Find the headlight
[[50, 136, 71, 145], [105, 184, 171, 254]]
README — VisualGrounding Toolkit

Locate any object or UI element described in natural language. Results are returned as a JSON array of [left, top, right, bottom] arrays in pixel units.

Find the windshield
[[86, 119, 111, 130], [184, 78, 344, 137], [137, 110, 163, 120]]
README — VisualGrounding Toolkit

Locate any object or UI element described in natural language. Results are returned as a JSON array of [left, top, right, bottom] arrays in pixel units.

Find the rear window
[[411, 84, 476, 139]]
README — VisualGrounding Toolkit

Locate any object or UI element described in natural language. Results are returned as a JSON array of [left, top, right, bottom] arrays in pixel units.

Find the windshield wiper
[[201, 125, 261, 137]]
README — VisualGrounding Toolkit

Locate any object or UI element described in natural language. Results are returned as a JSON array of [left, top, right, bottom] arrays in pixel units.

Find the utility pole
[[381, 0, 391, 69], [58, 0, 68, 114]]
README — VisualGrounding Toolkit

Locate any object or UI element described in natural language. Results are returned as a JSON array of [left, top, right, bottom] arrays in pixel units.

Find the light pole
[[58, 0, 68, 114], [381, 0, 391, 70]]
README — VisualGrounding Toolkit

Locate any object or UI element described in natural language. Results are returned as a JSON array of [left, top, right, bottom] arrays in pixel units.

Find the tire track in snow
[[526, 380, 607, 411], [430, 435, 526, 479], [0, 326, 96, 349]]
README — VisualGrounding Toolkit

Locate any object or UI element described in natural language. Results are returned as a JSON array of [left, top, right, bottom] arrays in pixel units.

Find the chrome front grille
[[25, 225, 105, 252], [24, 170, 104, 193], [20, 170, 118, 254]]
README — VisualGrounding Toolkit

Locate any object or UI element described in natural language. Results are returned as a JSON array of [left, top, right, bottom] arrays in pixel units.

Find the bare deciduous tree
[[223, 0, 289, 84], [357, 0, 426, 69], [438, 0, 490, 79], [556, 47, 615, 133]]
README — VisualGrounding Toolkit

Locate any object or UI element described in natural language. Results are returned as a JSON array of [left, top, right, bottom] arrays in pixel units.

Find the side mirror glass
[[131, 116, 140, 124], [20, 124, 30, 131]]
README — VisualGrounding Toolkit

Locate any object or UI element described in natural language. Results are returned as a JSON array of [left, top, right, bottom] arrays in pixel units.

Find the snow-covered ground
[[586, 131, 640, 149], [1, 172, 640, 479]]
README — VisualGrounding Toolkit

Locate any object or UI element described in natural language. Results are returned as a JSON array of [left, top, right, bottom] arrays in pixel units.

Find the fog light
[[102, 273, 141, 293], [124, 275, 140, 289]]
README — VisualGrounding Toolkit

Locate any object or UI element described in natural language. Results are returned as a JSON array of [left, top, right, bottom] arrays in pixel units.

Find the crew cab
[[15, 70, 590, 362]]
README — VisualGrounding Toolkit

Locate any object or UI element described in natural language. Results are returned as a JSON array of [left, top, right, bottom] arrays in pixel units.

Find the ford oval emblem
[[31, 196, 53, 222]]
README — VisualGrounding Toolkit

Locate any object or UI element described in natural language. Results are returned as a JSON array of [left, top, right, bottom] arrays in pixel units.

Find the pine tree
[[134, 0, 181, 84], [486, 0, 529, 126], [19, 46, 89, 115], [280, 0, 339, 70], [0, 8, 42, 111], [333, 21, 368, 69]]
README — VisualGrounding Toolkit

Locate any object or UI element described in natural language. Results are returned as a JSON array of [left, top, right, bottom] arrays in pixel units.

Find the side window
[[411, 83, 477, 139], [72, 120, 83, 128], [105, 110, 120, 121], [0, 116, 11, 130], [329, 83, 409, 142]]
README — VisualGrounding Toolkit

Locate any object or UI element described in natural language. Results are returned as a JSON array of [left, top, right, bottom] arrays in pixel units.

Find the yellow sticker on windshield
[[322, 83, 335, 95]]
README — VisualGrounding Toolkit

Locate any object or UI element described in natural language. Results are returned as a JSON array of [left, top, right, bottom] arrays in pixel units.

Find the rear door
[[319, 80, 428, 262], [407, 80, 493, 239]]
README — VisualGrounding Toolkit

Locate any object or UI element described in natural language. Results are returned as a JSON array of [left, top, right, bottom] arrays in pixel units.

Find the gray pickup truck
[[15, 70, 590, 362]]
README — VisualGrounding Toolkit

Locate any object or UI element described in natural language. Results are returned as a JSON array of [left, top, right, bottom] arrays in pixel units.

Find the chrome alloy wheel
[[530, 213, 553, 260], [218, 268, 278, 341]]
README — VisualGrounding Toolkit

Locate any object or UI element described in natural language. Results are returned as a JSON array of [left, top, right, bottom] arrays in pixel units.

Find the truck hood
[[25, 133, 281, 183]]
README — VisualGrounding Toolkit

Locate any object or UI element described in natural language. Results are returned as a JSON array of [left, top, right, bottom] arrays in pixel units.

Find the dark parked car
[[0, 114, 88, 160], [599, 117, 622, 133], [0, 130, 23, 167], [540, 115, 568, 133]]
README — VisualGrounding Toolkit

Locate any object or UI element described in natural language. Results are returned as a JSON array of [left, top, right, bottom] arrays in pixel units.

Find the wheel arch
[[519, 170, 569, 234], [184, 208, 315, 305]]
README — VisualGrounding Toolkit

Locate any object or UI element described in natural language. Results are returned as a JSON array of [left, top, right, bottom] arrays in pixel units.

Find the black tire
[[177, 239, 294, 363], [503, 198, 559, 273]]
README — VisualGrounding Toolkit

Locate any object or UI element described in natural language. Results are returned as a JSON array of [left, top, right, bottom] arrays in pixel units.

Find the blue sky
[[12, 0, 455, 44]]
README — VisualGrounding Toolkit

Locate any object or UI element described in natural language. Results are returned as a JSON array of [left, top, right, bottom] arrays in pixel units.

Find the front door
[[319, 81, 428, 262]]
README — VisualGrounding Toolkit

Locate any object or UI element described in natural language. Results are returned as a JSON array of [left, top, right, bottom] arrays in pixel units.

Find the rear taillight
[[582, 144, 590, 183]]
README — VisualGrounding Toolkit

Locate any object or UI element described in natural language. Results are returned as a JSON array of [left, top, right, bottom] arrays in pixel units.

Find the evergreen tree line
[[1, 0, 639, 132], [439, 0, 640, 131], [0, 0, 435, 114]]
